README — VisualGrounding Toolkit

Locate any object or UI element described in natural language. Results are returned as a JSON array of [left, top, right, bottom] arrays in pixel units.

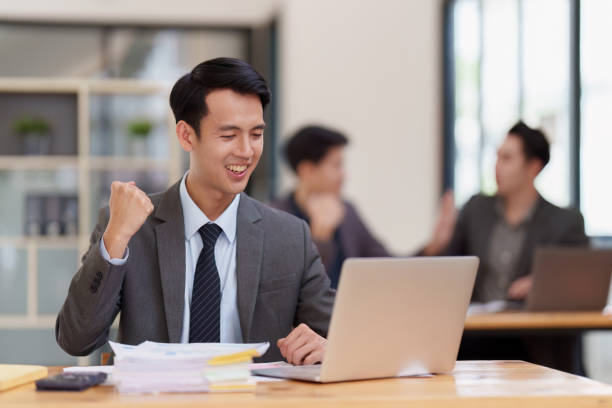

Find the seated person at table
[[270, 125, 389, 288], [422, 121, 589, 374], [56, 58, 335, 365], [423, 121, 589, 303]]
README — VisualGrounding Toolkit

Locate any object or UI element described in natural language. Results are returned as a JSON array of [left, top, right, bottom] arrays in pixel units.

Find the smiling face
[[178, 89, 265, 201], [299, 146, 346, 195]]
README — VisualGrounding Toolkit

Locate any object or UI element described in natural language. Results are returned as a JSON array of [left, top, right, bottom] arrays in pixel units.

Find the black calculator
[[35, 372, 108, 391]]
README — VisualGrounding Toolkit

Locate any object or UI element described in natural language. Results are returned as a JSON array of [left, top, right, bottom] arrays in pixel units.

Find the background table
[[465, 311, 612, 332], [462, 311, 612, 375]]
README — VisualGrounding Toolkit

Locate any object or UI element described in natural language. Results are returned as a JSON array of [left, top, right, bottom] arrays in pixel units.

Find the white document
[[136, 341, 269, 356], [109, 340, 269, 358], [107, 341, 271, 394]]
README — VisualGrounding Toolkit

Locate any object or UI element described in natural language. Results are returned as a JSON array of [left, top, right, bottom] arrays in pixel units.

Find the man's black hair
[[508, 120, 550, 168], [285, 125, 349, 172], [169, 57, 270, 137]]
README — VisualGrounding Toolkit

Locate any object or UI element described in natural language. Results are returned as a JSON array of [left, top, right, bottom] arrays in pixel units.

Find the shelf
[[0, 156, 171, 171], [0, 236, 81, 248], [0, 315, 56, 329], [88, 156, 170, 171], [0, 315, 123, 330], [0, 78, 171, 95], [0, 79, 79, 93], [0, 78, 178, 345], [0, 156, 79, 171], [88, 79, 171, 94]]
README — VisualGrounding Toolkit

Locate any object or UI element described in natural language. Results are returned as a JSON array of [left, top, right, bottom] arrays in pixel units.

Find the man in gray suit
[[56, 58, 335, 365]]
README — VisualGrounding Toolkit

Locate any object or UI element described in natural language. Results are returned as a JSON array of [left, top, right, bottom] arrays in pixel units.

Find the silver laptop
[[252, 256, 478, 382], [526, 247, 612, 311]]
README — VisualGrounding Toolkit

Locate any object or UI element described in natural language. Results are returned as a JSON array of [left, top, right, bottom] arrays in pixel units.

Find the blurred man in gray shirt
[[423, 121, 588, 303], [423, 120, 588, 374]]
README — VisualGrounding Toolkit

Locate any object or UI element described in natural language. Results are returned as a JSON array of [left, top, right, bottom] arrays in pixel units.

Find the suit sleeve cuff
[[99, 238, 129, 265]]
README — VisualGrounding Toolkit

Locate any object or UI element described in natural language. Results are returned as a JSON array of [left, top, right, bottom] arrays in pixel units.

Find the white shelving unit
[[0, 78, 182, 364]]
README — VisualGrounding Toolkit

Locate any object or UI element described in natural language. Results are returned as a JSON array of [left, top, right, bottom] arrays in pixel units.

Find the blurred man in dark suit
[[270, 125, 389, 289]]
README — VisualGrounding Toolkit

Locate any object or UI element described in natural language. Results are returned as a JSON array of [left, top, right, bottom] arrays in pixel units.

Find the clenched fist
[[102, 181, 154, 259]]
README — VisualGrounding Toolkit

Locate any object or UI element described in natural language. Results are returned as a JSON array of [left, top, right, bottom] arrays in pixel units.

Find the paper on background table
[[467, 300, 512, 315]]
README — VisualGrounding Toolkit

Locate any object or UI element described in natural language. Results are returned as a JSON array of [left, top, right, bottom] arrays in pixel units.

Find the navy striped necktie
[[189, 222, 223, 343]]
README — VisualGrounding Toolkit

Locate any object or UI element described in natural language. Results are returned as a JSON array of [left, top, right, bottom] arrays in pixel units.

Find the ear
[[527, 158, 544, 178], [296, 161, 315, 180], [176, 120, 197, 152]]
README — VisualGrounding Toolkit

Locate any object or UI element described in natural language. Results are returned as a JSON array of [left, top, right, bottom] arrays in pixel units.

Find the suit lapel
[[235, 193, 264, 342], [154, 181, 186, 343]]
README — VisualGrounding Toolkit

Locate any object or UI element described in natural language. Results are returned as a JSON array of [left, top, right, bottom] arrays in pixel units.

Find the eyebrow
[[218, 123, 266, 132]]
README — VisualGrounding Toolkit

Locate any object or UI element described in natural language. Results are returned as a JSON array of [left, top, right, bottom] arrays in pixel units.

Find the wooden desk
[[2, 361, 612, 407], [465, 311, 612, 331]]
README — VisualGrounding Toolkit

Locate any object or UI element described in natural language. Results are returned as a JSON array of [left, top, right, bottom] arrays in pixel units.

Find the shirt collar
[[494, 194, 540, 227], [179, 171, 240, 243]]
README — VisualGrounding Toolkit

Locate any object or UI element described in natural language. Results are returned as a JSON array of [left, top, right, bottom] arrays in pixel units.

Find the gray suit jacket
[[56, 182, 335, 362], [443, 194, 589, 302]]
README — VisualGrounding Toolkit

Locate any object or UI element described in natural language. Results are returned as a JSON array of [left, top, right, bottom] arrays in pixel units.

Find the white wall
[[0, 0, 280, 25], [278, 0, 443, 253]]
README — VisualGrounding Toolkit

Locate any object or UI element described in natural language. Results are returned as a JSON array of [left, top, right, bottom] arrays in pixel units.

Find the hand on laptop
[[507, 275, 533, 300], [277, 323, 327, 366]]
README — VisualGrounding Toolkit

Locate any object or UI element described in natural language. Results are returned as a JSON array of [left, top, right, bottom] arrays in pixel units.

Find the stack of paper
[[109, 341, 269, 394]]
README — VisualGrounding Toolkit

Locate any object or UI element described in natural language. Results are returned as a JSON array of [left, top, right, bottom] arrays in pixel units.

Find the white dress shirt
[[99, 172, 243, 343]]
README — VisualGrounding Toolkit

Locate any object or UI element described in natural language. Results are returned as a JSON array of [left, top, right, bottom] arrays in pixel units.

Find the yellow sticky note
[[208, 349, 259, 366]]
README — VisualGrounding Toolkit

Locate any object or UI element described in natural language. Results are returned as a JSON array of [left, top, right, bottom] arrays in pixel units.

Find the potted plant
[[13, 116, 52, 155], [127, 119, 153, 156]]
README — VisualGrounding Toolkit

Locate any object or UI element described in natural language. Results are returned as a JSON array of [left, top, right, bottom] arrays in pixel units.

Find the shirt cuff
[[99, 238, 129, 265]]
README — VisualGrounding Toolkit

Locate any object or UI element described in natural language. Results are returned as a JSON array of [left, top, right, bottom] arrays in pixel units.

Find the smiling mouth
[[226, 164, 248, 174]]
